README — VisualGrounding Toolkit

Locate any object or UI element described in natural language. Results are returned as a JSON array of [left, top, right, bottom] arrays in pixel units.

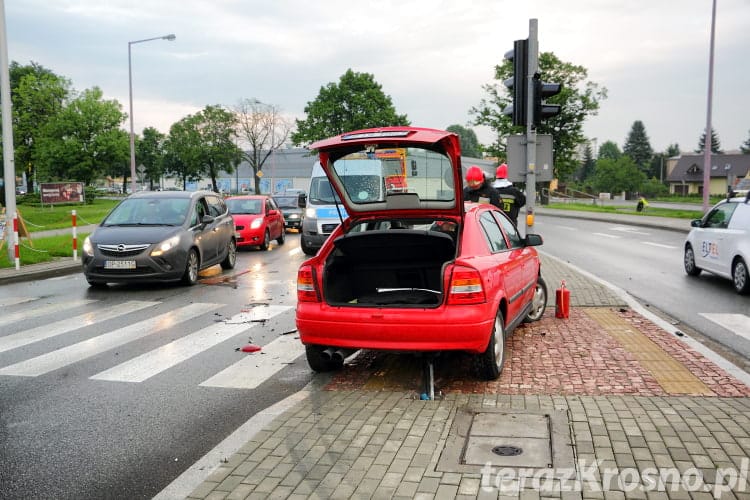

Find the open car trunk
[[322, 230, 456, 307]]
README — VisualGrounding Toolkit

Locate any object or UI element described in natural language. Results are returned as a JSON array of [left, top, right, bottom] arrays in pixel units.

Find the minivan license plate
[[104, 260, 136, 269]]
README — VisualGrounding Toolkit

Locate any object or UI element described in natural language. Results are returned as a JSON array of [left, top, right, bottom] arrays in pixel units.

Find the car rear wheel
[[259, 230, 270, 251], [475, 309, 505, 381], [524, 276, 548, 323], [181, 249, 199, 285], [732, 258, 750, 294], [305, 345, 343, 372], [220, 239, 237, 270], [684, 244, 702, 276], [276, 228, 285, 245]]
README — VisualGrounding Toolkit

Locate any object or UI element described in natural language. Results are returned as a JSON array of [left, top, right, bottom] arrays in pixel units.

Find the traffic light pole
[[524, 19, 538, 234]]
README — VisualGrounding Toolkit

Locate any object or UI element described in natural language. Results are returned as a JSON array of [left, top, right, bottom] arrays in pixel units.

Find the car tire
[[305, 345, 342, 372], [259, 230, 270, 251], [301, 238, 316, 256], [524, 276, 548, 323], [276, 228, 285, 245], [220, 239, 237, 270], [181, 249, 199, 286], [732, 258, 750, 295], [475, 308, 506, 381], [684, 244, 702, 276]]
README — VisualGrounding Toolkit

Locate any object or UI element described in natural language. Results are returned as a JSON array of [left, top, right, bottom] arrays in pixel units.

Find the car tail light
[[447, 266, 486, 305], [297, 265, 320, 302]]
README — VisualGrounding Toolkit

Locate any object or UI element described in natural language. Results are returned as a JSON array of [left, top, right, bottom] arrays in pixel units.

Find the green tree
[[234, 98, 292, 194], [291, 69, 410, 146], [446, 124, 482, 157], [163, 117, 203, 190], [696, 127, 722, 154], [578, 142, 596, 182], [8, 61, 71, 193], [34, 87, 128, 186], [191, 105, 241, 192], [471, 51, 606, 181], [590, 156, 646, 195], [597, 140, 621, 160], [623, 120, 653, 172], [137, 127, 166, 190], [666, 143, 680, 157], [741, 131, 750, 154]]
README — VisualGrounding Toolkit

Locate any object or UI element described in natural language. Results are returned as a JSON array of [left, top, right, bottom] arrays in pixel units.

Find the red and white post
[[72, 209, 78, 261], [13, 211, 19, 270]]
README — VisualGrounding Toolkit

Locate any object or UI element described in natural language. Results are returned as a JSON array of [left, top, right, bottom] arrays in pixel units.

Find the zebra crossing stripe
[[200, 330, 304, 389], [0, 302, 220, 377], [0, 299, 96, 328], [0, 297, 37, 308], [91, 305, 292, 383], [0, 301, 158, 354], [700, 313, 750, 342]]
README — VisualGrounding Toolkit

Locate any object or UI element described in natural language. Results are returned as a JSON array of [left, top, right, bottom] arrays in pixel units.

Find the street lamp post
[[128, 34, 175, 194]]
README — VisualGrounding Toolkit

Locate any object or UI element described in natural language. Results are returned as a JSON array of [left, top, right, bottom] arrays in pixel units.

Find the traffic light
[[533, 74, 562, 126], [503, 39, 528, 127]]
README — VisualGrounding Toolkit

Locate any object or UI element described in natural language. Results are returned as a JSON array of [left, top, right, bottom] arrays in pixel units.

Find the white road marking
[[592, 232, 621, 239], [91, 305, 291, 383], [200, 331, 304, 389], [610, 226, 650, 235], [642, 241, 678, 249], [0, 296, 37, 307], [0, 302, 220, 377], [0, 299, 96, 328], [0, 301, 158, 354], [700, 313, 750, 342]]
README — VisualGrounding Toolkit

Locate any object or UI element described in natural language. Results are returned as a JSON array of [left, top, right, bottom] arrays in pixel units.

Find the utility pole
[[524, 19, 538, 233], [0, 0, 17, 261]]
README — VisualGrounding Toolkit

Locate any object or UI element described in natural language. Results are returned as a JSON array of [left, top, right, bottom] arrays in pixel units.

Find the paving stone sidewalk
[[187, 255, 750, 499]]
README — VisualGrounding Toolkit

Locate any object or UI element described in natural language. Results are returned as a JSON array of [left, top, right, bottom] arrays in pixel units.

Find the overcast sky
[[4, 0, 749, 154]]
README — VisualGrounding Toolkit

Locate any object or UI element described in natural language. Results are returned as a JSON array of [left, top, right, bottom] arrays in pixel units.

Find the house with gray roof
[[666, 153, 750, 196]]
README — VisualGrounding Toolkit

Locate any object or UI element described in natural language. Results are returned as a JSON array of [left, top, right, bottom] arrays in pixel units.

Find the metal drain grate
[[492, 445, 523, 457]]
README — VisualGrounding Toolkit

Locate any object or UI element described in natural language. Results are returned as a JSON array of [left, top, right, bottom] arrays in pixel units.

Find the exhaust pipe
[[331, 349, 352, 363], [321, 347, 335, 361]]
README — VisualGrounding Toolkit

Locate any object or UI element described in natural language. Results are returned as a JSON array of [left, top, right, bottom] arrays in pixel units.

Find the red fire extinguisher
[[555, 280, 570, 319]]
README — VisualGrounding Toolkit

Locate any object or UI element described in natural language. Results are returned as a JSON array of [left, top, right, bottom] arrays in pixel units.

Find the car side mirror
[[690, 219, 702, 228], [201, 214, 215, 225], [524, 233, 543, 247]]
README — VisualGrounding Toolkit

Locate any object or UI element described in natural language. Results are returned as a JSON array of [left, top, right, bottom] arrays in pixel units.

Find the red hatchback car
[[295, 127, 547, 380], [225, 195, 285, 250]]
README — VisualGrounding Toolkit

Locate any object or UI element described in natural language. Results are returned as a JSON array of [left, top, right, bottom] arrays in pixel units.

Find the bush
[[84, 186, 97, 204]]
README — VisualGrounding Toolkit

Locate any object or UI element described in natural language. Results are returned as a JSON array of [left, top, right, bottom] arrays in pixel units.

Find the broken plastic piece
[[241, 344, 262, 353]]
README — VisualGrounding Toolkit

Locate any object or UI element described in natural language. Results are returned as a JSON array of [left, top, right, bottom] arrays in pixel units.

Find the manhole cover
[[492, 445, 522, 457]]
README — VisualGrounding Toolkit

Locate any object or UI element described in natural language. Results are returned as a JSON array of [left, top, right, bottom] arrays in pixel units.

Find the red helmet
[[466, 165, 484, 183], [496, 163, 508, 179]]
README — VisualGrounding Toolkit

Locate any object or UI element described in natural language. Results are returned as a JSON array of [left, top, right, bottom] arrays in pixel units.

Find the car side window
[[191, 199, 209, 226], [494, 212, 523, 248], [206, 195, 226, 217], [479, 211, 508, 252], [705, 203, 737, 229], [266, 199, 276, 213]]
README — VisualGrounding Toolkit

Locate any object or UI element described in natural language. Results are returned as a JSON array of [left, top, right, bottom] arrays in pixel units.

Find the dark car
[[296, 127, 547, 380], [82, 190, 236, 287], [272, 194, 305, 231]]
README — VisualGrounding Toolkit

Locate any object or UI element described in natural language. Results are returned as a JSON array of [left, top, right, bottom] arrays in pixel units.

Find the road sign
[[506, 134, 553, 183]]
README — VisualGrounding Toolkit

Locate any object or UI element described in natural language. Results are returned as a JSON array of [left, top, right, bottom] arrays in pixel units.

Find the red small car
[[295, 127, 547, 380], [226, 195, 285, 250]]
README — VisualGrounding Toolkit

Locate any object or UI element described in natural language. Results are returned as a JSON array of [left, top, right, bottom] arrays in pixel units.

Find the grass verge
[[0, 233, 90, 268], [545, 202, 702, 220]]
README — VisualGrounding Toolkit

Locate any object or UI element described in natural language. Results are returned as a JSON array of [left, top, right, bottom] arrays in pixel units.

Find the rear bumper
[[296, 302, 493, 353]]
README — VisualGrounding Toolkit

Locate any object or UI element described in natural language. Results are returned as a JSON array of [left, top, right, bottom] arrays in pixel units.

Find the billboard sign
[[40, 182, 85, 204]]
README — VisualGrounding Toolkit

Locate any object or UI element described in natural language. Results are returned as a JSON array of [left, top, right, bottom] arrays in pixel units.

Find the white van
[[300, 161, 384, 255]]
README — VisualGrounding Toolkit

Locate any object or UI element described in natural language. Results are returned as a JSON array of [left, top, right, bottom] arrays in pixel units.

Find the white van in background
[[300, 161, 384, 255]]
